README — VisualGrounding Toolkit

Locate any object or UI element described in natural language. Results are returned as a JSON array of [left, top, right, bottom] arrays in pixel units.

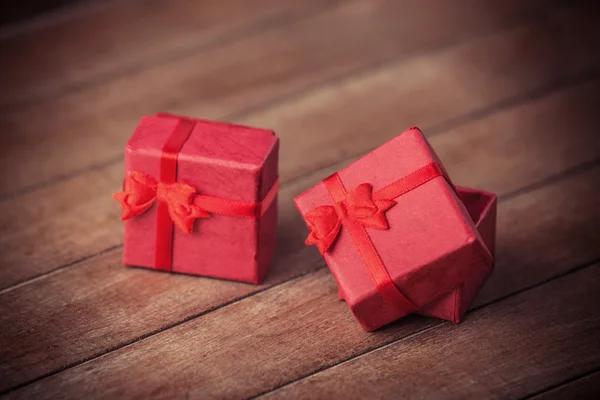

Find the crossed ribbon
[[301, 162, 449, 320], [304, 183, 396, 254], [113, 171, 210, 234]]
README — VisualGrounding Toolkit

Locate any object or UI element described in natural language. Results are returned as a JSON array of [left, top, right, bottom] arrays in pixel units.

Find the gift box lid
[[125, 113, 279, 203], [295, 128, 492, 330]]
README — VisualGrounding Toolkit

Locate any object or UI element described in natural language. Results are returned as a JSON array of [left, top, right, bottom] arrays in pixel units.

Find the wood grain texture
[[0, 163, 123, 289], [2, 8, 599, 290], [3, 142, 600, 397], [528, 371, 600, 400], [263, 264, 600, 400], [241, 3, 600, 183], [0, 0, 340, 107], [1, 75, 599, 389], [0, 0, 552, 198], [1, 1, 598, 397]]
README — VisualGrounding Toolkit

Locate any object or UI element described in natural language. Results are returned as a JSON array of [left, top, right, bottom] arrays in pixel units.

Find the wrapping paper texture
[[336, 186, 497, 323], [416, 186, 496, 322], [122, 114, 279, 283], [295, 128, 493, 330]]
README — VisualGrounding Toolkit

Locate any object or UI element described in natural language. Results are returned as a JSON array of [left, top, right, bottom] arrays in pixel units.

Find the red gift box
[[114, 113, 279, 284], [294, 128, 494, 331]]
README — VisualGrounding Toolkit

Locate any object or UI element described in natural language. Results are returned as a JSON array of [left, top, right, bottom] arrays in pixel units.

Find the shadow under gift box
[[121, 114, 279, 284], [294, 128, 494, 331]]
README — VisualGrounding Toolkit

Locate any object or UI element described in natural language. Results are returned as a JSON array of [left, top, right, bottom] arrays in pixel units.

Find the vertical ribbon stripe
[[322, 174, 418, 317], [154, 118, 196, 271]]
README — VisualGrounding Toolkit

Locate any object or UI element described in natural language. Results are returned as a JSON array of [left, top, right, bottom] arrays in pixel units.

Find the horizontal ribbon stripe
[[193, 177, 279, 219], [115, 172, 278, 226], [305, 161, 448, 316]]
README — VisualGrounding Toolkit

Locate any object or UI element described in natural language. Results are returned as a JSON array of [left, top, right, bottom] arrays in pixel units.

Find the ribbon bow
[[113, 171, 210, 234], [305, 183, 396, 254]]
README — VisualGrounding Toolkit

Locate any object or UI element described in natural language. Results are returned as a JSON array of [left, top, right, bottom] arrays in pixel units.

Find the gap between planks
[[2, 49, 599, 205], [0, 0, 344, 111], [271, 65, 600, 197], [252, 259, 600, 399], [257, 262, 600, 400], [2, 61, 599, 206], [4, 150, 598, 296], [0, 266, 323, 395], [165, 0, 560, 120], [6, 131, 596, 397], [1, 0, 551, 111], [2, 65, 599, 294], [3, 155, 599, 396], [0, 0, 567, 200], [1, 4, 600, 392], [519, 367, 600, 400], [0, 244, 122, 295]]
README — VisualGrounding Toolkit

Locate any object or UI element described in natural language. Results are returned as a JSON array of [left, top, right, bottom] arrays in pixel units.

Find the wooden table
[[1, 1, 599, 398]]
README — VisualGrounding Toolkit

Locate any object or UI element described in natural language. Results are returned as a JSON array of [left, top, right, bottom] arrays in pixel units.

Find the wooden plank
[[0, 0, 340, 107], [5, 163, 600, 399], [249, 35, 600, 187], [263, 265, 600, 400], [2, 121, 600, 394], [0, 162, 123, 289], [241, 3, 600, 184], [2, 8, 599, 289], [0, 0, 552, 198], [528, 371, 600, 400]]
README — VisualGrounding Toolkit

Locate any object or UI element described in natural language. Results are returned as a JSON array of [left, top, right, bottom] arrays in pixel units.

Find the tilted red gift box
[[294, 128, 495, 331], [333, 185, 497, 323], [114, 113, 279, 284]]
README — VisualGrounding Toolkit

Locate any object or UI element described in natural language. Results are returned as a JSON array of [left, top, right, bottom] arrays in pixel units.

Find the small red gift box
[[294, 128, 494, 331], [114, 113, 279, 284]]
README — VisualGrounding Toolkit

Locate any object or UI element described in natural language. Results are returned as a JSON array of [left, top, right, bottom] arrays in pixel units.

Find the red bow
[[113, 171, 210, 234], [305, 183, 396, 254]]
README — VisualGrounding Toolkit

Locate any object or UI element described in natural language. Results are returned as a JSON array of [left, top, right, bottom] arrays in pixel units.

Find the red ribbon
[[114, 116, 279, 271], [304, 162, 448, 316], [114, 171, 210, 234]]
